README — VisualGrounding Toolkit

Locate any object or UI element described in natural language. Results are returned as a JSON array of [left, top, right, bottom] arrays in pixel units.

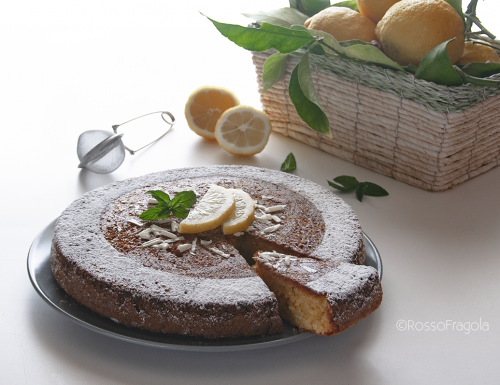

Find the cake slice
[[253, 251, 382, 336]]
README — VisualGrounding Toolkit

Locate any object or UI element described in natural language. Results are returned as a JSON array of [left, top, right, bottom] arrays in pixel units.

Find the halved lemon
[[179, 185, 235, 234], [214, 106, 272, 156], [185, 86, 240, 140], [223, 189, 255, 235]]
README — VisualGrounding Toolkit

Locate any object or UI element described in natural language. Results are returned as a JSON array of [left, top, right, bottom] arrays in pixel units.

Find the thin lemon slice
[[214, 106, 272, 156], [179, 185, 235, 234], [185, 86, 240, 140], [223, 189, 255, 235]]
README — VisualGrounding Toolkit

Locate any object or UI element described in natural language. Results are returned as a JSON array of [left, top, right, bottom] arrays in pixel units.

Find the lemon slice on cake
[[179, 185, 235, 234], [214, 106, 272, 156], [223, 189, 255, 235]]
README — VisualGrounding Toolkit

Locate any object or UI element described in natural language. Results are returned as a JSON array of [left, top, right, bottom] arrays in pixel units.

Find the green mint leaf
[[242, 7, 308, 28], [331, 0, 359, 12], [328, 175, 388, 202], [262, 53, 289, 92], [170, 205, 190, 219], [205, 16, 315, 54], [356, 183, 367, 202], [281, 152, 297, 172], [362, 182, 389, 197], [460, 62, 500, 78], [333, 175, 359, 192], [328, 180, 350, 191], [139, 205, 166, 221], [145, 190, 170, 204], [289, 50, 331, 136], [415, 39, 463, 86], [170, 190, 197, 209]]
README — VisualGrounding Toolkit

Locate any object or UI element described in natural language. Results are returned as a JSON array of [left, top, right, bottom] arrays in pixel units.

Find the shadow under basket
[[252, 51, 500, 192]]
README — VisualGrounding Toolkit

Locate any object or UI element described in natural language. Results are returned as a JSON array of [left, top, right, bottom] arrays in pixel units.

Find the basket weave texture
[[253, 51, 500, 191]]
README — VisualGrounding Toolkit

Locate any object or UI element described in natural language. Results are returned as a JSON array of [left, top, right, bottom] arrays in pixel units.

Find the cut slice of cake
[[253, 251, 382, 336]]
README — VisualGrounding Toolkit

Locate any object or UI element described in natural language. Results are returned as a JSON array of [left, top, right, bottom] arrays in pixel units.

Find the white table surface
[[2, 1, 500, 384]]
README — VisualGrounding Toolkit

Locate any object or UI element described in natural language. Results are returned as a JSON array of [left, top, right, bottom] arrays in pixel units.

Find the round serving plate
[[28, 218, 382, 352]]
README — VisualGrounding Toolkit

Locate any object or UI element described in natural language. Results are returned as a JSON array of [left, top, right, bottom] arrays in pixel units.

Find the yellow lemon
[[457, 42, 500, 66], [375, 0, 465, 66], [304, 7, 377, 43], [357, 0, 402, 24], [179, 185, 235, 234], [214, 106, 272, 156], [185, 86, 240, 140]]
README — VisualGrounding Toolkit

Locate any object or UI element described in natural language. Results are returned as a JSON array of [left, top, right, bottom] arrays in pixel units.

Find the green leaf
[[281, 152, 297, 172], [343, 44, 404, 71], [170, 205, 190, 219], [331, 0, 359, 12], [455, 68, 500, 87], [306, 28, 345, 53], [443, 0, 464, 20], [289, 51, 331, 136], [339, 39, 370, 48], [139, 205, 166, 221], [460, 62, 500, 78], [205, 16, 315, 54], [415, 39, 463, 86], [329, 175, 359, 192], [170, 190, 197, 210], [290, 0, 331, 16], [262, 53, 289, 92], [355, 183, 367, 202], [362, 182, 389, 197], [242, 7, 308, 28], [402, 64, 419, 74], [145, 190, 170, 204]]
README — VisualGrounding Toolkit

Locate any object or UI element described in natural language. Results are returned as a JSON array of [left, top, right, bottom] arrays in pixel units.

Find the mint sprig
[[328, 176, 388, 202], [281, 152, 297, 172], [139, 190, 196, 220]]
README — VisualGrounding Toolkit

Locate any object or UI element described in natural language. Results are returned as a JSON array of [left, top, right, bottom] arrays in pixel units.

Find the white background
[[1, 1, 500, 384]]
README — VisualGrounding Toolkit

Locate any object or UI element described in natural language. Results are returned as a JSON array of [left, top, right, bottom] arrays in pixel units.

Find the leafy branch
[[204, 1, 500, 135]]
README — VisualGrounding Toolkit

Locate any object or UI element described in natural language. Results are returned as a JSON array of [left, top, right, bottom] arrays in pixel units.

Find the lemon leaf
[[331, 0, 359, 12], [455, 67, 500, 87], [289, 51, 331, 136], [460, 62, 500, 78], [205, 16, 315, 54], [415, 39, 463, 86], [343, 44, 404, 71], [262, 53, 289, 92], [290, 0, 330, 16], [242, 7, 308, 28], [443, 0, 464, 19]]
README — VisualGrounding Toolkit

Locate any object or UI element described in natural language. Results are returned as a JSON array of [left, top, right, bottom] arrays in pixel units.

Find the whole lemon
[[456, 42, 500, 66], [375, 0, 465, 66], [357, 0, 402, 24], [304, 7, 377, 43]]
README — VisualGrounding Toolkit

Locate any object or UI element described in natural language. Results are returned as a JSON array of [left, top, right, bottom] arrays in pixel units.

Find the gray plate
[[27, 219, 383, 352]]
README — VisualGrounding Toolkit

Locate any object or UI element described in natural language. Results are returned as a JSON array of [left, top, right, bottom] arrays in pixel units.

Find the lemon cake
[[50, 165, 381, 338]]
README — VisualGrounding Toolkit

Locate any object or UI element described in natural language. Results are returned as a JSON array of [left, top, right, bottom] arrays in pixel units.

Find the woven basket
[[252, 51, 500, 191]]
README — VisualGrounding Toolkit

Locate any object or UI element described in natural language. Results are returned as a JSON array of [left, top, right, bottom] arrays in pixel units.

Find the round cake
[[50, 165, 380, 338]]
